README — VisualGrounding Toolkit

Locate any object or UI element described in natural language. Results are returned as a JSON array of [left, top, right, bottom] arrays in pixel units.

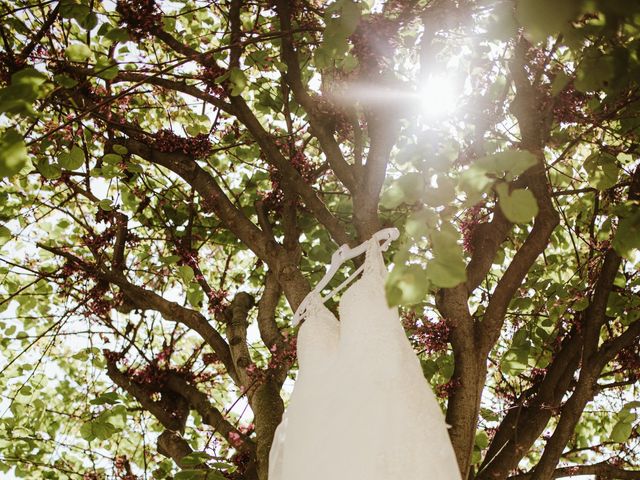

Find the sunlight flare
[[417, 74, 458, 118]]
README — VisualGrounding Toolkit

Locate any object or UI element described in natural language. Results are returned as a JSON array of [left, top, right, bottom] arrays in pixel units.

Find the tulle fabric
[[269, 239, 461, 480]]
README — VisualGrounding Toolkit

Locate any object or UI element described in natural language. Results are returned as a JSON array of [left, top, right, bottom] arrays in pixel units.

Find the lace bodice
[[297, 238, 390, 372], [296, 295, 339, 373]]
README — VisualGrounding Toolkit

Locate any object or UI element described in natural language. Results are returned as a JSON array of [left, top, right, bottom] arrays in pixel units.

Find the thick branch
[[164, 372, 255, 451], [224, 292, 255, 387], [105, 358, 188, 433], [435, 285, 479, 477], [113, 71, 233, 113], [465, 209, 511, 292], [478, 326, 583, 480], [256, 272, 285, 352], [156, 430, 199, 469], [352, 105, 399, 239]]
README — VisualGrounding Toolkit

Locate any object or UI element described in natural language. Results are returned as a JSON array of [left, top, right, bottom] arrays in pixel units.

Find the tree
[[0, 0, 639, 479]]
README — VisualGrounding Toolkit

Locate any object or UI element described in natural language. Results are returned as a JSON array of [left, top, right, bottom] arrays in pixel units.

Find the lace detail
[[363, 237, 389, 281], [296, 292, 339, 372]]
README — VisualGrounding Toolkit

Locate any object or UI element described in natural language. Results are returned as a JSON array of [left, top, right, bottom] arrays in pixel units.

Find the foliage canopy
[[0, 0, 639, 479]]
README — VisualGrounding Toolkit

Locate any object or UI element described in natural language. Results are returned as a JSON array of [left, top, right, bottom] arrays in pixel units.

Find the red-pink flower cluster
[[402, 311, 451, 354], [267, 334, 297, 371], [349, 16, 398, 74], [459, 204, 484, 254], [262, 144, 315, 212], [153, 129, 212, 160], [114, 455, 138, 480], [199, 64, 228, 97], [115, 0, 162, 40], [615, 344, 640, 381], [207, 289, 229, 315], [436, 377, 460, 398]]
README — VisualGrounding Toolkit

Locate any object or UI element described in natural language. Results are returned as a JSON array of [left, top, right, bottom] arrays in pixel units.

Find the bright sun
[[417, 74, 458, 118]]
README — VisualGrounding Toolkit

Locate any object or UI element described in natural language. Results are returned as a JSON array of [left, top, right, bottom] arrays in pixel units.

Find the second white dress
[[269, 237, 461, 480]]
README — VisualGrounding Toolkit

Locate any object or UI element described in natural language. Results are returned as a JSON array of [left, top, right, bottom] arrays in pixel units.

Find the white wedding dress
[[268, 238, 461, 480]]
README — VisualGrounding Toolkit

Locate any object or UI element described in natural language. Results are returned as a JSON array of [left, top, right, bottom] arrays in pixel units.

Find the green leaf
[[386, 264, 430, 306], [174, 470, 226, 480], [551, 71, 571, 96], [98, 199, 114, 211], [496, 183, 539, 224], [160, 255, 181, 265], [187, 282, 204, 307], [340, 1, 362, 34], [0, 129, 29, 178], [405, 209, 436, 239], [340, 54, 358, 72], [103, 153, 123, 164], [0, 225, 11, 246], [79, 421, 95, 441], [112, 144, 128, 155], [37, 159, 62, 180], [380, 183, 406, 209], [460, 150, 537, 198], [104, 27, 130, 43], [60, 1, 90, 22], [584, 153, 619, 190], [622, 401, 640, 411], [97, 65, 119, 80], [459, 167, 495, 197], [613, 207, 640, 259], [65, 43, 92, 62], [314, 47, 332, 69], [575, 52, 616, 93], [610, 421, 633, 443], [180, 451, 212, 467], [516, 0, 582, 42], [11, 67, 47, 88], [425, 225, 467, 288], [54, 74, 78, 88], [228, 67, 247, 96], [58, 146, 85, 170], [94, 421, 117, 440], [423, 176, 456, 207], [80, 418, 117, 441], [398, 173, 425, 204], [178, 265, 195, 284], [90, 392, 120, 405], [475, 150, 538, 179], [502, 345, 530, 375], [475, 431, 489, 450], [0, 68, 50, 116]]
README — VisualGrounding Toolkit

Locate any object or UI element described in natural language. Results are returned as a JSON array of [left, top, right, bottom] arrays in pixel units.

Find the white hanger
[[292, 227, 400, 326]]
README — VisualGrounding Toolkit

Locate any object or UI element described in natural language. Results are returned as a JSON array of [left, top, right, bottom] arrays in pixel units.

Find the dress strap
[[363, 237, 389, 281]]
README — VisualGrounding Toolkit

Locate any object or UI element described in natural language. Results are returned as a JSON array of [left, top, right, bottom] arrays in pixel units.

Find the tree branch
[[164, 372, 255, 452], [256, 272, 285, 353], [274, 0, 355, 190], [149, 22, 351, 248], [38, 243, 240, 384], [224, 292, 255, 387], [105, 358, 189, 433], [479, 158, 560, 356]]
